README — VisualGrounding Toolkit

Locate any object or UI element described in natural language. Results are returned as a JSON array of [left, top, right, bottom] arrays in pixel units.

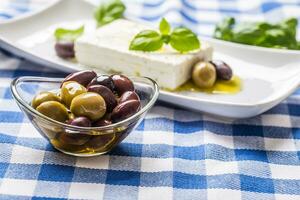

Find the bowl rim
[[10, 76, 159, 132]]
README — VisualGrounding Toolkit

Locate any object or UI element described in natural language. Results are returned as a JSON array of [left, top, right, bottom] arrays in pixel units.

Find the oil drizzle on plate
[[169, 76, 242, 94]]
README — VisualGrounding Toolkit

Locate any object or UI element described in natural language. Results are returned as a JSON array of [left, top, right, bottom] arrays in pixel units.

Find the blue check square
[[0, 162, 9, 178], [240, 175, 275, 193], [235, 149, 268, 162], [173, 172, 206, 189], [38, 164, 75, 182], [106, 170, 140, 186]]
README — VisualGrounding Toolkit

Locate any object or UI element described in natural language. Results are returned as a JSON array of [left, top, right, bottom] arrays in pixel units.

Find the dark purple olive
[[111, 75, 134, 95], [111, 100, 141, 122], [210, 60, 233, 81], [87, 85, 117, 112], [57, 132, 90, 146], [85, 134, 115, 149], [93, 119, 112, 127], [119, 91, 140, 104], [68, 116, 92, 127], [61, 70, 97, 87], [87, 75, 115, 91], [55, 41, 75, 59]]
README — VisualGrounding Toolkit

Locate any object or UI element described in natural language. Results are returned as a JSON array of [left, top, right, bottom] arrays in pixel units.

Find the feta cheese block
[[75, 19, 213, 90]]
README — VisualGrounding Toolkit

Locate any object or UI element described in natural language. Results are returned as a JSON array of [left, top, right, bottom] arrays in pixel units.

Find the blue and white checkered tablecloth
[[0, 0, 300, 199]]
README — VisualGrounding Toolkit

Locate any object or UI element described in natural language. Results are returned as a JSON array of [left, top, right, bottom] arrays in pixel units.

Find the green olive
[[36, 101, 69, 122], [31, 92, 60, 109], [61, 81, 87, 107], [70, 92, 106, 121], [68, 112, 75, 121], [192, 61, 216, 88]]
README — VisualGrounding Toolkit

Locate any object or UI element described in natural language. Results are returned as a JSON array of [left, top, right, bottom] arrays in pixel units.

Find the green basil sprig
[[159, 18, 171, 35], [54, 0, 125, 41], [128, 30, 164, 51], [214, 17, 300, 50], [94, 0, 126, 27], [54, 26, 84, 41], [129, 18, 200, 53]]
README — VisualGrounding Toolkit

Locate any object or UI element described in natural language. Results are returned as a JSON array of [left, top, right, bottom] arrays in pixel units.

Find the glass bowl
[[11, 76, 159, 157]]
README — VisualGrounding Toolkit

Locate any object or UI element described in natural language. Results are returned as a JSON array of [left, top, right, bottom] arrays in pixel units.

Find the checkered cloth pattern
[[0, 0, 300, 199]]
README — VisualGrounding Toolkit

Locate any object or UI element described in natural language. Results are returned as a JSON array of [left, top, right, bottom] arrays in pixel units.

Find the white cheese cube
[[75, 19, 213, 90]]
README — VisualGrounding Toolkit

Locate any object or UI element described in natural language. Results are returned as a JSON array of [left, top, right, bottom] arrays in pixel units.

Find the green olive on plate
[[192, 61, 216, 88]]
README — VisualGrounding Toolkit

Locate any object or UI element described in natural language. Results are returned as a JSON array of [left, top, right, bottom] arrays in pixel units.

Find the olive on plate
[[192, 61, 216, 88], [55, 41, 75, 59], [210, 60, 233, 81]]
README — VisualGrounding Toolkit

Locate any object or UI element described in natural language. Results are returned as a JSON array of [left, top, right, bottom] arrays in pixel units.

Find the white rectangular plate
[[1, 0, 300, 118]]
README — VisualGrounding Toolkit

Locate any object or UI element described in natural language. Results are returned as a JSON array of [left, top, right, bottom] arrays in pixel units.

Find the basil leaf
[[214, 17, 300, 50], [214, 17, 235, 41], [170, 27, 200, 52], [232, 22, 266, 45], [162, 35, 170, 44], [282, 18, 297, 32], [54, 26, 84, 41], [159, 18, 171, 35], [94, 0, 126, 27], [129, 30, 163, 51]]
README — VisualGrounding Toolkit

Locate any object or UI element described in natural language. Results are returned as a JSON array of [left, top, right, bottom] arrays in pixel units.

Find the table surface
[[0, 0, 299, 200]]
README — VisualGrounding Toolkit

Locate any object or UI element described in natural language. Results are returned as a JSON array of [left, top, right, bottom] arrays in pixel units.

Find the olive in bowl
[[10, 72, 159, 156]]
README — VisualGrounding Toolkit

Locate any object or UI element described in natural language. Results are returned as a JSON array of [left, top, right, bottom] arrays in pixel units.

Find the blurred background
[[1, 0, 300, 38]]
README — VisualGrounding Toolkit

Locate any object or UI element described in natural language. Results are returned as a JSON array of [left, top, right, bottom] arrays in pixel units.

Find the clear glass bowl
[[11, 76, 159, 157]]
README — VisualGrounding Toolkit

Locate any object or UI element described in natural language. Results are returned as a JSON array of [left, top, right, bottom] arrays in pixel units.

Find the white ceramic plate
[[1, 0, 300, 118]]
